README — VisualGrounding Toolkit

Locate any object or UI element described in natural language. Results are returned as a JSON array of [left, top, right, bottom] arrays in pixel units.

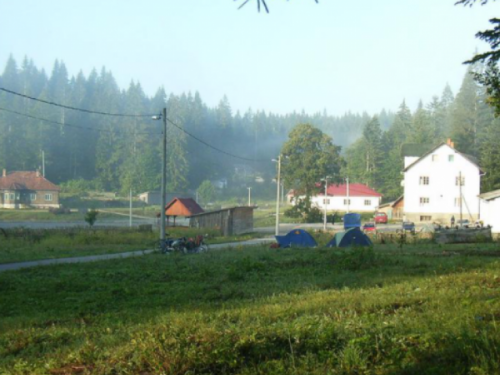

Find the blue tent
[[275, 229, 317, 248], [327, 227, 373, 248], [343, 213, 361, 229]]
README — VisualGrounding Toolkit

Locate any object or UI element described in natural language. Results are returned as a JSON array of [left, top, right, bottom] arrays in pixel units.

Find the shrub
[[84, 209, 99, 227]]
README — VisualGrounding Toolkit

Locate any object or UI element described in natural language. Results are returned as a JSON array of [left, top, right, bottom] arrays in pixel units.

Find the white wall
[[404, 144, 481, 220], [480, 198, 500, 233], [310, 195, 381, 212]]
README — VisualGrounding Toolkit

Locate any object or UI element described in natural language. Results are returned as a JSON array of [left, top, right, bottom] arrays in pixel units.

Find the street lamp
[[152, 110, 167, 243]]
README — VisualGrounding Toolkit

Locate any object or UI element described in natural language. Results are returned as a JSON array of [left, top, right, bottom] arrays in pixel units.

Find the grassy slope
[[1, 245, 500, 374]]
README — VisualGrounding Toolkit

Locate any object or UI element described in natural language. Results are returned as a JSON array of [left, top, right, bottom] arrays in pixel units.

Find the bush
[[284, 198, 323, 223], [84, 209, 99, 227]]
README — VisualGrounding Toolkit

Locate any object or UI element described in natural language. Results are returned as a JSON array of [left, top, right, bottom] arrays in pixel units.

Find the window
[[448, 155, 454, 162], [45, 194, 52, 202], [322, 198, 330, 204], [419, 176, 430, 185], [3, 193, 8, 201], [344, 199, 351, 205], [30, 193, 37, 201], [454, 197, 462, 207], [432, 154, 439, 162], [9, 193, 14, 201], [455, 176, 465, 186], [420, 215, 432, 222], [420, 197, 430, 205], [364, 200, 371, 206]]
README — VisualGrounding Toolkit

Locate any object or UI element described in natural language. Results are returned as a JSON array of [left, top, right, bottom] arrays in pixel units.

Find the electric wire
[[0, 86, 269, 163], [166, 117, 268, 163], [0, 107, 162, 135], [0, 87, 156, 117]]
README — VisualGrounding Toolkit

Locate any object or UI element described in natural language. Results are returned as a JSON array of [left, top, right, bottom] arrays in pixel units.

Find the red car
[[374, 212, 388, 224], [363, 223, 376, 232]]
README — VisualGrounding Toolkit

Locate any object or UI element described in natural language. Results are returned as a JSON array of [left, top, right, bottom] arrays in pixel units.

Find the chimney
[[2, 169, 6, 177], [36, 170, 40, 177]]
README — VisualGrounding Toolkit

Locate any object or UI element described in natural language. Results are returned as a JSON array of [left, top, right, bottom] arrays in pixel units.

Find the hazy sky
[[0, 0, 496, 116]]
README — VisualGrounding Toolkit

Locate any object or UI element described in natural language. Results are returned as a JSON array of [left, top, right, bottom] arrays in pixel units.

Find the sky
[[0, 0, 497, 116]]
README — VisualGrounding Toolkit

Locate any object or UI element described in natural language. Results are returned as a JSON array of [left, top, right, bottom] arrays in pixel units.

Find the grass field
[[1, 243, 500, 374], [0, 209, 126, 222], [0, 227, 264, 264]]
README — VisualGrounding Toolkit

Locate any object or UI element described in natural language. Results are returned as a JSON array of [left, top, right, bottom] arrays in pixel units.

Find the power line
[[0, 87, 156, 118], [0, 107, 161, 135], [166, 117, 268, 163], [0, 86, 269, 162]]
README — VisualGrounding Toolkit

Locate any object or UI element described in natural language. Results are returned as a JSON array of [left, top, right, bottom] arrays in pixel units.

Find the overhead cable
[[0, 87, 156, 117], [166, 117, 268, 163], [0, 107, 161, 135]]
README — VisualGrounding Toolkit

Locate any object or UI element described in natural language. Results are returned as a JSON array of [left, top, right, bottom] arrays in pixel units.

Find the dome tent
[[275, 229, 317, 248], [327, 227, 373, 248]]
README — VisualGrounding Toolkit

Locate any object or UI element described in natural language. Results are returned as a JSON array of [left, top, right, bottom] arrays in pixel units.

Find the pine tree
[[450, 67, 480, 156]]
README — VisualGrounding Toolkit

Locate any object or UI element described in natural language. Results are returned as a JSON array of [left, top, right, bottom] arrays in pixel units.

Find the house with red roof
[[288, 183, 382, 212], [0, 169, 61, 209], [164, 197, 204, 226]]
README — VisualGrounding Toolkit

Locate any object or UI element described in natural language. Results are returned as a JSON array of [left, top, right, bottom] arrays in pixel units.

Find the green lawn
[[1, 244, 500, 374], [0, 228, 265, 264], [0, 209, 125, 222]]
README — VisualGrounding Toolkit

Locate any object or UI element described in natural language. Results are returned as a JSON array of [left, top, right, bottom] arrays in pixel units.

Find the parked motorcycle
[[159, 235, 209, 254]]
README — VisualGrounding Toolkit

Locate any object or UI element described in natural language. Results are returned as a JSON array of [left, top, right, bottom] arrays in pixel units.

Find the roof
[[401, 143, 435, 158], [320, 183, 382, 197], [0, 171, 60, 191], [165, 197, 204, 216], [189, 206, 255, 218], [403, 143, 483, 173], [378, 195, 404, 209], [479, 189, 500, 201]]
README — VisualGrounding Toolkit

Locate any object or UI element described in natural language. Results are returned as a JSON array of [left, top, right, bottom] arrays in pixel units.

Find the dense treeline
[[0, 55, 393, 197], [343, 64, 500, 202], [2, 56, 498, 203]]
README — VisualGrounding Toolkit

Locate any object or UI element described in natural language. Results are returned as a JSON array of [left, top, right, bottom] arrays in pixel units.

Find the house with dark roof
[[0, 170, 61, 209], [402, 139, 483, 223]]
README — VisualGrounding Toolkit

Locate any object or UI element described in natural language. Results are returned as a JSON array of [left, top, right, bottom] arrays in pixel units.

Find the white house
[[289, 183, 382, 212], [479, 190, 500, 234], [403, 141, 483, 223]]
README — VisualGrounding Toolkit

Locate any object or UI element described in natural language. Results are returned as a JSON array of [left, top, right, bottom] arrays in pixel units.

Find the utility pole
[[160, 107, 167, 242], [42, 150, 45, 177], [323, 176, 329, 231], [346, 177, 350, 213], [129, 189, 133, 228], [459, 171, 463, 226], [275, 155, 281, 236], [247, 187, 252, 206]]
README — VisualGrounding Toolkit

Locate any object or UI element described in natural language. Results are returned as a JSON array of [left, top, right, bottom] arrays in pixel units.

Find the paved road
[[0, 237, 275, 273]]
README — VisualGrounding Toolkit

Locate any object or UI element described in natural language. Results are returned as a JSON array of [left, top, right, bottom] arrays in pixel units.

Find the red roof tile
[[0, 171, 60, 191], [321, 183, 382, 197], [165, 197, 204, 216]]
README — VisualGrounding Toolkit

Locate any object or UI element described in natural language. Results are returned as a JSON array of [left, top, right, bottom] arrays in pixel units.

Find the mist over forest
[[1, 55, 499, 203]]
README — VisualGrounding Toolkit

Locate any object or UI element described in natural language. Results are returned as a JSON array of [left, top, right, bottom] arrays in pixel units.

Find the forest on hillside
[[0, 55, 499, 202]]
